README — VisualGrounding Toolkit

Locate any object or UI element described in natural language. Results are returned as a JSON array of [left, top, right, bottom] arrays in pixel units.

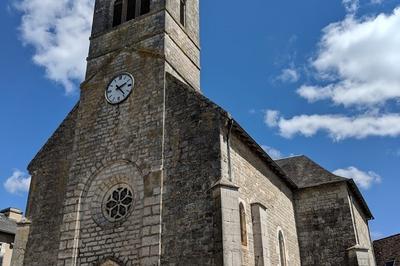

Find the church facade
[[17, 0, 376, 265]]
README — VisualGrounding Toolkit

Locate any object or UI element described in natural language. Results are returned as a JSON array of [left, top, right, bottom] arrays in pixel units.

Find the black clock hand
[[115, 84, 125, 95], [119, 82, 128, 89]]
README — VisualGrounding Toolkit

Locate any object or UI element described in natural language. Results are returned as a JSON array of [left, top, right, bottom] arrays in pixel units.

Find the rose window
[[102, 185, 133, 222]]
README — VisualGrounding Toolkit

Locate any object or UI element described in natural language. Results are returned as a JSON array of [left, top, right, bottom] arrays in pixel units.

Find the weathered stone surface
[[160, 73, 223, 265], [278, 156, 376, 266], [10, 220, 31, 266], [222, 133, 302, 266], [24, 105, 78, 266], [293, 182, 357, 265]]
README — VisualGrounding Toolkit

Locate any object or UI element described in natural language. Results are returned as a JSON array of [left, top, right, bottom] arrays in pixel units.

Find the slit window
[[113, 0, 123, 27], [239, 203, 247, 246], [278, 231, 287, 266], [180, 0, 186, 26]]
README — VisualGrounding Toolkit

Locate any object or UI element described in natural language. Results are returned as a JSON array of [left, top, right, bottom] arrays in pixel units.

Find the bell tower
[[23, 1, 203, 266], [56, 0, 201, 265], [86, 0, 200, 91]]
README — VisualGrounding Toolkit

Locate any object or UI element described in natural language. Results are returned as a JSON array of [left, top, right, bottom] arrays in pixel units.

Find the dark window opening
[[140, 0, 150, 16], [239, 203, 247, 246], [279, 231, 287, 266], [126, 0, 137, 21], [385, 260, 396, 266], [113, 0, 123, 27], [180, 0, 186, 26], [113, 0, 151, 28]]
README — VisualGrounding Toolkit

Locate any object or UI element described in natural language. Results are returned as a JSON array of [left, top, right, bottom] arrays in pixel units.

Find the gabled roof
[[373, 233, 400, 243], [0, 213, 17, 235], [166, 73, 297, 190], [276, 155, 373, 220], [276, 155, 347, 188], [229, 121, 297, 189]]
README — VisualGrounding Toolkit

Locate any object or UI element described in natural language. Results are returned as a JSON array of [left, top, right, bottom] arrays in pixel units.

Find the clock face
[[105, 73, 135, 105]]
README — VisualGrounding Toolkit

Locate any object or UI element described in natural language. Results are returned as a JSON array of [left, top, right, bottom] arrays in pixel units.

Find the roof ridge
[[373, 233, 400, 242], [275, 155, 305, 161]]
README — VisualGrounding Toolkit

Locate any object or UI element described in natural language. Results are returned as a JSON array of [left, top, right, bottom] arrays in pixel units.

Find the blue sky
[[1, 0, 399, 240]]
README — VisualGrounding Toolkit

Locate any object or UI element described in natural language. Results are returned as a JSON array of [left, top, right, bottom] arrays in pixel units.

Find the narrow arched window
[[180, 0, 186, 26], [140, 0, 150, 15], [239, 203, 247, 246], [113, 0, 123, 27], [278, 231, 287, 266]]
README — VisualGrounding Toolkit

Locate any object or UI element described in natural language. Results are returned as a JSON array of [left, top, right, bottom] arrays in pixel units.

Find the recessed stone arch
[[81, 160, 144, 228], [98, 257, 123, 266]]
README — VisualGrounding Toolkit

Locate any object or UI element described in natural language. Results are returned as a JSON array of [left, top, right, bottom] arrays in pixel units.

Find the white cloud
[[333, 166, 382, 189], [298, 8, 400, 107], [277, 68, 300, 83], [249, 109, 257, 115], [268, 7, 400, 141], [262, 145, 284, 160], [15, 0, 95, 94], [265, 110, 400, 140], [265, 110, 280, 127], [342, 0, 359, 13], [370, 0, 384, 4], [4, 170, 31, 195]]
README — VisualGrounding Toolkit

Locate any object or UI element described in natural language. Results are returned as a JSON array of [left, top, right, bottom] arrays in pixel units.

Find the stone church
[[15, 0, 376, 265]]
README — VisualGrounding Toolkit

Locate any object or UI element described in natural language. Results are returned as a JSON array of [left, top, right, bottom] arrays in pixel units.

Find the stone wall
[[294, 182, 357, 265], [86, 11, 165, 80], [221, 133, 301, 266], [165, 0, 200, 90], [374, 234, 400, 266], [164, 19, 200, 90], [23, 106, 78, 266], [57, 41, 166, 265], [165, 0, 200, 46], [161, 74, 223, 265], [11, 221, 30, 266], [1, 243, 13, 266]]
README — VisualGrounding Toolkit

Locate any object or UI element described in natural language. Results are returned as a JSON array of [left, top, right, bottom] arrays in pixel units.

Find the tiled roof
[[276, 155, 347, 188], [373, 233, 400, 243]]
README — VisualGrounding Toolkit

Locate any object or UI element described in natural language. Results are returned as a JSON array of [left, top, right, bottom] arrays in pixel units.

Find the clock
[[105, 73, 135, 105]]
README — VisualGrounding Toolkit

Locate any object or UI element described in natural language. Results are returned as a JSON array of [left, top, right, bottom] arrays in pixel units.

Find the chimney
[[0, 208, 23, 222]]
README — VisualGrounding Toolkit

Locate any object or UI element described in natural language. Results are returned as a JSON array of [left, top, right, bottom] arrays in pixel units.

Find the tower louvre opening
[[112, 0, 123, 27], [140, 0, 150, 15], [126, 0, 137, 21]]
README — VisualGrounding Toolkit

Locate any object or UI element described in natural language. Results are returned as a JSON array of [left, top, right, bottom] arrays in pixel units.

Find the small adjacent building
[[0, 208, 22, 266], [374, 234, 400, 266], [277, 156, 376, 265]]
